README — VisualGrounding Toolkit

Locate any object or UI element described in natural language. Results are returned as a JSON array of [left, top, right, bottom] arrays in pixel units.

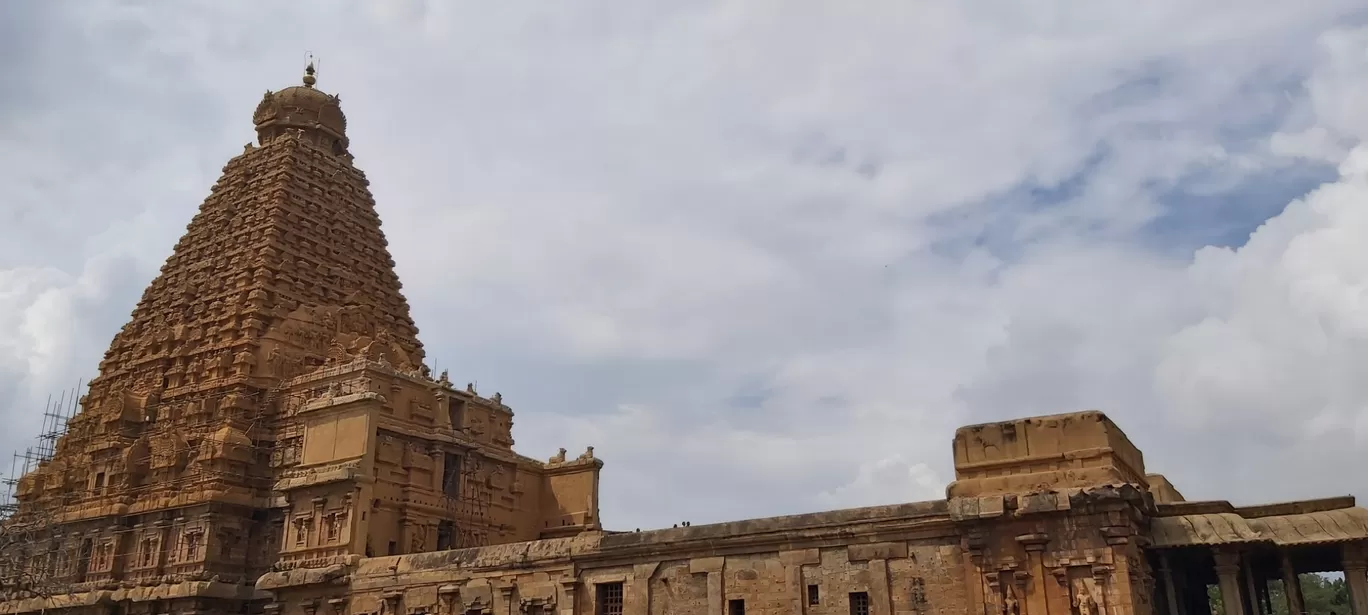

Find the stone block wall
[[949, 411, 1149, 498], [259, 502, 973, 615], [304, 542, 970, 615]]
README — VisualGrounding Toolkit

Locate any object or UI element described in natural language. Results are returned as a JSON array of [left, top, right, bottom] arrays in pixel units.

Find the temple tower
[[1, 65, 603, 615], [8, 62, 427, 611]]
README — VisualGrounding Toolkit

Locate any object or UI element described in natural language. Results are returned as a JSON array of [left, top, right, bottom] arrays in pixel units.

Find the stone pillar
[[1158, 554, 1181, 615], [1213, 550, 1245, 615], [847, 541, 907, 615], [154, 519, 172, 575], [1257, 580, 1273, 615], [1091, 565, 1113, 615], [312, 497, 327, 549], [1010, 571, 1031, 615], [780, 549, 821, 615], [1343, 543, 1368, 615], [1280, 552, 1304, 615], [497, 584, 515, 615], [1019, 534, 1051, 615], [1243, 561, 1260, 615], [985, 572, 1004, 615], [964, 534, 989, 615], [629, 563, 659, 615], [869, 559, 893, 615], [691, 557, 725, 615], [559, 578, 580, 615]]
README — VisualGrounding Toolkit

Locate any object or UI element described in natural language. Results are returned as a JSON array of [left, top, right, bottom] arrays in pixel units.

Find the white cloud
[[2, 1, 1368, 530]]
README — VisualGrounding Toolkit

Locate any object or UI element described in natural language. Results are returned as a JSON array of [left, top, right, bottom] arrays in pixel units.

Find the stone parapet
[[947, 411, 1149, 499]]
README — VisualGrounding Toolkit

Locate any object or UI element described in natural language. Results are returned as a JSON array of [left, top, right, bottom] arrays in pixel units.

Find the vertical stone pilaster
[[691, 557, 726, 615], [312, 497, 327, 550], [780, 549, 821, 615], [985, 572, 1003, 615], [869, 559, 892, 615], [1011, 570, 1031, 615], [787, 560, 804, 615], [1019, 534, 1051, 615], [964, 535, 989, 615], [1091, 565, 1114, 615], [559, 577, 580, 615], [629, 563, 659, 615], [154, 519, 172, 575]]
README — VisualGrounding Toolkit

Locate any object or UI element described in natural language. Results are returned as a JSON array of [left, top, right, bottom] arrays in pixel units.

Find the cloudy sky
[[3, 1, 1368, 531]]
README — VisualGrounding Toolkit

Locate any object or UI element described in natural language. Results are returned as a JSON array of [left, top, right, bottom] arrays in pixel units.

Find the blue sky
[[3, 1, 1368, 531]]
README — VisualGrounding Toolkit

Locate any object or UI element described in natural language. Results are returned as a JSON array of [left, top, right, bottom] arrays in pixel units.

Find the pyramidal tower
[[1, 65, 604, 614]]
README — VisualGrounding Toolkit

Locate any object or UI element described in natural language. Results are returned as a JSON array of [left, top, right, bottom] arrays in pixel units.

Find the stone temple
[[1, 66, 1367, 615]]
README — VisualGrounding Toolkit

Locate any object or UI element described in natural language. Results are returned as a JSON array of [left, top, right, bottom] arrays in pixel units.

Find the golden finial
[[303, 57, 317, 88]]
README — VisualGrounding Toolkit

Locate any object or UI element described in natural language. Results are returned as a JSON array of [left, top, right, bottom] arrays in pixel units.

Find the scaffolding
[[0, 366, 500, 597], [0, 381, 81, 598], [0, 381, 81, 522]]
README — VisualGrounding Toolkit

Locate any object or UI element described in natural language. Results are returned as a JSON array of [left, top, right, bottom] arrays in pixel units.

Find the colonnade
[[1153, 542, 1368, 615]]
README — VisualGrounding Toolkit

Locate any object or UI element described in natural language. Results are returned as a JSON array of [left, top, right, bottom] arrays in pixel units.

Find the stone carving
[[1003, 585, 1019, 615], [0, 64, 446, 605], [1074, 584, 1095, 615], [233, 348, 256, 376]]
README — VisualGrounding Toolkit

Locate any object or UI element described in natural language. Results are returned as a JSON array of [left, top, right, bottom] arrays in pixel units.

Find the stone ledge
[[600, 500, 948, 550], [0, 580, 267, 615], [847, 541, 908, 562], [255, 563, 350, 591]]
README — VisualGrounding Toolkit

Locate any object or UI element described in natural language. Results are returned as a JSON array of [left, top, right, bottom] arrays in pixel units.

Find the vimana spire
[[3, 66, 1367, 615], [0, 65, 603, 615]]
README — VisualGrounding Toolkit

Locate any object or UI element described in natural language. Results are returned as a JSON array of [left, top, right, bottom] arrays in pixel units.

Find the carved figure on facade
[[210, 352, 232, 380], [1003, 585, 1020, 615], [267, 346, 287, 377], [1074, 584, 1096, 615], [187, 357, 203, 384], [410, 526, 428, 553]]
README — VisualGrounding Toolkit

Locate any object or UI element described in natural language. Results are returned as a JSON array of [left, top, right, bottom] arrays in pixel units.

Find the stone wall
[[259, 501, 972, 615], [948, 411, 1148, 498]]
